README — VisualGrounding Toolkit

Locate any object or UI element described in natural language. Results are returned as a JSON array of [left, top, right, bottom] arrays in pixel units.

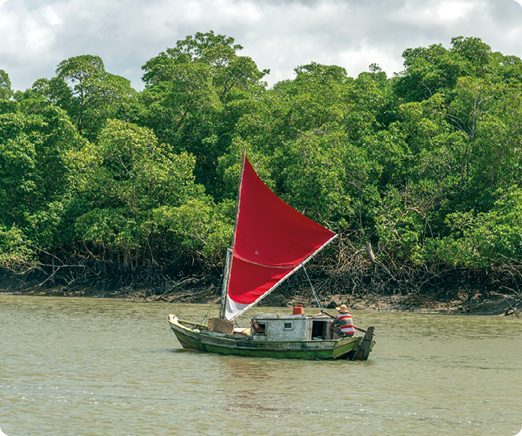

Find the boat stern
[[333, 327, 375, 360]]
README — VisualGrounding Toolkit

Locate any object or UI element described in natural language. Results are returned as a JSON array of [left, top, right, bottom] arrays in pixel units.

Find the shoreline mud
[[1, 277, 520, 317]]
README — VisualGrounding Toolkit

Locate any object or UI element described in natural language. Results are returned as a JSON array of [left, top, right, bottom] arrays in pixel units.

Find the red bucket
[[293, 304, 304, 315]]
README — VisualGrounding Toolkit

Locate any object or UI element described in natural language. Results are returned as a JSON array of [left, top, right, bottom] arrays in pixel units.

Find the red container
[[293, 304, 304, 315]]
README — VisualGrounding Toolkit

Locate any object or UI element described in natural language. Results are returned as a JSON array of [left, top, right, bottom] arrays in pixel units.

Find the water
[[1, 295, 521, 436]]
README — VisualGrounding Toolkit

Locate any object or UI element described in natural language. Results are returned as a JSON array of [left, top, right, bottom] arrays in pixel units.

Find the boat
[[168, 153, 375, 360]]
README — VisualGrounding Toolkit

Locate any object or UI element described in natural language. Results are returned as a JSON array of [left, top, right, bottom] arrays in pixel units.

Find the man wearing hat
[[330, 304, 355, 337]]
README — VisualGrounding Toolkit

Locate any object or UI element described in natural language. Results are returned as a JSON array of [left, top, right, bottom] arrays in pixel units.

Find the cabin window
[[252, 320, 266, 334], [283, 322, 293, 330]]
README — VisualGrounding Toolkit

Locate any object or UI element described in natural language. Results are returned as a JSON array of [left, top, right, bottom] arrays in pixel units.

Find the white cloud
[[1, 0, 522, 91], [391, 1, 486, 26], [44, 5, 62, 26]]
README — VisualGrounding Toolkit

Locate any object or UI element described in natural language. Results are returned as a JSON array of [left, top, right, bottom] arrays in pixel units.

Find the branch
[[355, 242, 394, 279]]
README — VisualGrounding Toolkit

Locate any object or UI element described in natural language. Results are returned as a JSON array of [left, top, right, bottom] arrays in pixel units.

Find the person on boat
[[330, 305, 355, 337]]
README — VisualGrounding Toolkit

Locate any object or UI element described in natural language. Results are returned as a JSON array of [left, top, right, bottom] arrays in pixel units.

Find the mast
[[218, 150, 247, 319], [218, 248, 232, 319]]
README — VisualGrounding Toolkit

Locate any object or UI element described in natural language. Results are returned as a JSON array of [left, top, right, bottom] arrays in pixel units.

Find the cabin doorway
[[311, 320, 329, 340]]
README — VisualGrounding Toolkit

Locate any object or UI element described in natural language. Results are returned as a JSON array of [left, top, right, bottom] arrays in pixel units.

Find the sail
[[224, 156, 337, 320]]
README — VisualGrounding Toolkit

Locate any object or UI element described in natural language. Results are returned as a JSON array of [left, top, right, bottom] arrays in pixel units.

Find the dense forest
[[1, 32, 522, 302]]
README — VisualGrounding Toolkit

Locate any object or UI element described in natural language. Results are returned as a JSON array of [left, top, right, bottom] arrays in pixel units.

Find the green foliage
[[0, 100, 83, 232], [68, 119, 231, 266], [138, 31, 269, 198], [0, 225, 35, 270], [420, 186, 522, 266], [0, 69, 12, 99], [153, 198, 234, 258], [3, 33, 522, 277], [138, 62, 221, 150], [394, 37, 503, 103], [142, 30, 269, 97], [44, 55, 137, 141]]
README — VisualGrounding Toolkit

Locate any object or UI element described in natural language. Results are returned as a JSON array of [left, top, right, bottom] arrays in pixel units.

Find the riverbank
[[1, 270, 520, 317]]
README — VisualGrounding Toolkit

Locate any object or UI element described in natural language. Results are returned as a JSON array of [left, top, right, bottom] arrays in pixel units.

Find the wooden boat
[[168, 314, 375, 360], [168, 154, 375, 360]]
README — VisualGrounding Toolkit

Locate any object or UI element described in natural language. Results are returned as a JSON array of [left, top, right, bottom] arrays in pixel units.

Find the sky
[[1, 0, 522, 91]]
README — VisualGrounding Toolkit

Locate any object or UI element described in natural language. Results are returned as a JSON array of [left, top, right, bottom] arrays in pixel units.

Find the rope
[[304, 266, 322, 310], [234, 253, 296, 269], [202, 273, 224, 325]]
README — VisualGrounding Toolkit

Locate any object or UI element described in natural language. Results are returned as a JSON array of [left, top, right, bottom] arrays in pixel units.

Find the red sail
[[225, 156, 336, 320]]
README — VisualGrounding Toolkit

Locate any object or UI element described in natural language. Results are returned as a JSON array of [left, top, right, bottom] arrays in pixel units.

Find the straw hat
[[336, 304, 350, 313]]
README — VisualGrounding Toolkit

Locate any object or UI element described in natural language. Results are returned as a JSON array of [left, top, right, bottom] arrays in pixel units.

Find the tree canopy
[[1, 33, 521, 295]]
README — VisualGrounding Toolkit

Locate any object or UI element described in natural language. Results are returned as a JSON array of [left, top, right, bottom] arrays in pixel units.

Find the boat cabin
[[250, 314, 332, 341]]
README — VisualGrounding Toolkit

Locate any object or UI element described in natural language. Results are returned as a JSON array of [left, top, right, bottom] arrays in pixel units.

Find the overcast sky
[[1, 0, 522, 91]]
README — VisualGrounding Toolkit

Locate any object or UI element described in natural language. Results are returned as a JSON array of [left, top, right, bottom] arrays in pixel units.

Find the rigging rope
[[202, 273, 224, 325], [303, 266, 322, 310]]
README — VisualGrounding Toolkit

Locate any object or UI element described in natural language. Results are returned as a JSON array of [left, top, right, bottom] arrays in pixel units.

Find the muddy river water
[[1, 295, 521, 435]]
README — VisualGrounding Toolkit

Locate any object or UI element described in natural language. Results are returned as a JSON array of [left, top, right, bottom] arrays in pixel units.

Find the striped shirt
[[334, 313, 355, 336]]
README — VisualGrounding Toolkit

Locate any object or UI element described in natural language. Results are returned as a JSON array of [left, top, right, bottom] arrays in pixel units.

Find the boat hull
[[168, 317, 375, 360]]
